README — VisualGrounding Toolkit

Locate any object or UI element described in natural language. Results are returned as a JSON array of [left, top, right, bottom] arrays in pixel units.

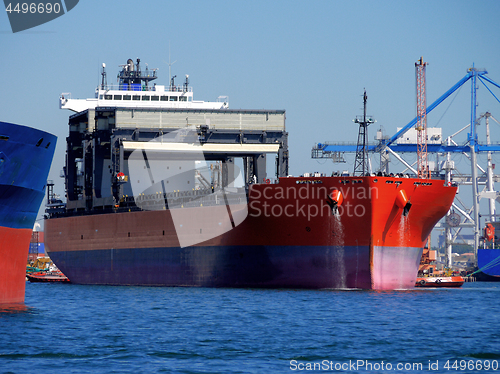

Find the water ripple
[[0, 282, 498, 373]]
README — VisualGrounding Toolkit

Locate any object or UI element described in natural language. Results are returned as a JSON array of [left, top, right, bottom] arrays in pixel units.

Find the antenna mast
[[167, 41, 177, 91], [415, 57, 430, 179], [353, 89, 375, 176], [101, 63, 107, 89]]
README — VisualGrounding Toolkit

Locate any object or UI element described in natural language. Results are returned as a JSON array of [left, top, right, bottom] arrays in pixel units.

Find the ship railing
[[122, 187, 248, 211], [52, 188, 248, 218], [316, 140, 500, 148], [118, 70, 158, 80], [477, 140, 500, 145], [97, 84, 193, 93], [258, 178, 278, 184]]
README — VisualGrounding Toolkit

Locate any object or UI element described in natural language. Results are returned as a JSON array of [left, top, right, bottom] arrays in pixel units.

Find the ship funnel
[[127, 58, 134, 71], [395, 189, 412, 216]]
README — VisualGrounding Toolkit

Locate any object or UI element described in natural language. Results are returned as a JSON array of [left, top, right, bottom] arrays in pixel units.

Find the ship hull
[[477, 248, 500, 279], [0, 227, 33, 303], [46, 176, 456, 290], [0, 121, 56, 304]]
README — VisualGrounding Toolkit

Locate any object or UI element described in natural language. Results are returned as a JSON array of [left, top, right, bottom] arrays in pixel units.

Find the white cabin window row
[[100, 94, 191, 102]]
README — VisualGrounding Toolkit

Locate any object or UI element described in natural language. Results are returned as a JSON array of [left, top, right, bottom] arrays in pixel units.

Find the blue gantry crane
[[312, 66, 500, 158]]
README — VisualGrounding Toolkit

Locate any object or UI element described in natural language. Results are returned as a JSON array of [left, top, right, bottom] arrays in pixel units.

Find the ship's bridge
[[59, 58, 229, 112], [60, 86, 228, 113]]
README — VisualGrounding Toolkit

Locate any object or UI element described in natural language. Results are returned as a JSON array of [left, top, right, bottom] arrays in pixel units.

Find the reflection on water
[[333, 210, 346, 288], [0, 303, 30, 315]]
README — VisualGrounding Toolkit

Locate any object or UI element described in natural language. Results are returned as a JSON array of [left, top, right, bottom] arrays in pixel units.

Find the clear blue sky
[[2, 0, 500, 235]]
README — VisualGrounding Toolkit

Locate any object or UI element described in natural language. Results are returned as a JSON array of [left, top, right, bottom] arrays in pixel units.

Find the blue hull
[[0, 121, 57, 229], [45, 243, 423, 290], [48, 245, 373, 289], [477, 248, 500, 278]]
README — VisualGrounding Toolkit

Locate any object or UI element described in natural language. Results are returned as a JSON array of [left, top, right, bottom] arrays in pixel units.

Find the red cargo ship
[[44, 58, 457, 290]]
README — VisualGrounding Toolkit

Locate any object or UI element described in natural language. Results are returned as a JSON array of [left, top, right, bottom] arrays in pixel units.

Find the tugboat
[[415, 245, 464, 288], [26, 267, 70, 283], [415, 276, 464, 288]]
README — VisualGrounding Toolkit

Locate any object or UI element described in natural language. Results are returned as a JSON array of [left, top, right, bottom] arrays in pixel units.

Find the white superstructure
[[60, 58, 229, 113]]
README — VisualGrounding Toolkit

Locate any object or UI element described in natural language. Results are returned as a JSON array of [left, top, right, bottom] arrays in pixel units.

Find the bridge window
[[132, 95, 140, 101], [142, 96, 150, 101], [151, 96, 159, 101], [161, 96, 169, 101], [180, 96, 187, 102], [123, 95, 131, 100], [170, 96, 178, 101], [113, 95, 122, 100], [104, 95, 112, 100]]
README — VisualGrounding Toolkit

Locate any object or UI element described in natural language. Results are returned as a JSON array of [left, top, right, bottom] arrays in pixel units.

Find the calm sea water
[[1, 282, 499, 373]]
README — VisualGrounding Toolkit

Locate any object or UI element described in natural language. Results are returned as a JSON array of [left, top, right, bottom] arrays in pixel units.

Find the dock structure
[[64, 107, 288, 212]]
